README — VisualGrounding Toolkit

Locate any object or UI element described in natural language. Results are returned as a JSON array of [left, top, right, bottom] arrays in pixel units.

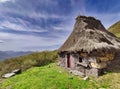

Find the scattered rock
[[2, 73, 15, 78], [69, 70, 85, 76], [12, 69, 21, 74], [2, 69, 21, 78], [83, 76, 89, 80]]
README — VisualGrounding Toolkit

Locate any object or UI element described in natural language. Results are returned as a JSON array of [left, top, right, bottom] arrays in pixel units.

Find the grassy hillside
[[0, 50, 57, 77], [0, 50, 120, 89], [108, 21, 120, 37], [0, 63, 120, 89]]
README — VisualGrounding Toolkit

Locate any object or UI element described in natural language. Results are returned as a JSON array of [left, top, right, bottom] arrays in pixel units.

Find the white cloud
[[0, 40, 4, 43], [0, 0, 63, 20], [52, 23, 73, 31], [0, 20, 48, 33], [0, 32, 66, 51], [0, 0, 15, 3], [29, 12, 65, 20], [70, 0, 86, 15], [0, 0, 77, 51], [52, 26, 65, 31]]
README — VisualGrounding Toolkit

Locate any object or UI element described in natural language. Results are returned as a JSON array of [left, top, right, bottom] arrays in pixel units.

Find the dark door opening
[[67, 54, 71, 68], [79, 56, 83, 62]]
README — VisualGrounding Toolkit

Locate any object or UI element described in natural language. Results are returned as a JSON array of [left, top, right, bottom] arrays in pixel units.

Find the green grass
[[108, 21, 120, 37], [0, 63, 89, 89], [0, 63, 120, 89], [0, 50, 120, 89], [0, 50, 58, 77]]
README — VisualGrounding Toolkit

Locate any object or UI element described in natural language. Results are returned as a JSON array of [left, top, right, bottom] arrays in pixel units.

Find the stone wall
[[59, 56, 66, 68], [106, 51, 120, 72], [86, 68, 103, 76], [70, 55, 76, 69], [59, 53, 78, 69], [59, 52, 111, 77]]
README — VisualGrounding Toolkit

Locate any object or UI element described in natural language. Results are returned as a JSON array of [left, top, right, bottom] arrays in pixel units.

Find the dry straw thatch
[[58, 16, 120, 53]]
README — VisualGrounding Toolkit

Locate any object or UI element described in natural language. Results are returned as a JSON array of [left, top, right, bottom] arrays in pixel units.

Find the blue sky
[[0, 0, 120, 51]]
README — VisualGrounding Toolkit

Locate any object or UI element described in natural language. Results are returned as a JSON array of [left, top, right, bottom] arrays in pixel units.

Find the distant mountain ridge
[[108, 21, 120, 37], [0, 51, 32, 60]]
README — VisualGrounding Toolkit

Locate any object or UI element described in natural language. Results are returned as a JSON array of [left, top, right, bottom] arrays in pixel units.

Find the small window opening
[[79, 56, 83, 62]]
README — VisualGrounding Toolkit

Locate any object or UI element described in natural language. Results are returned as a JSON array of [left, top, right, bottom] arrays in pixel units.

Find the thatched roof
[[58, 16, 120, 53]]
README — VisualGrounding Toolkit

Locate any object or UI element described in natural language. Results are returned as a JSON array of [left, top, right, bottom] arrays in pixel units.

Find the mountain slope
[[108, 21, 120, 37], [0, 51, 32, 60]]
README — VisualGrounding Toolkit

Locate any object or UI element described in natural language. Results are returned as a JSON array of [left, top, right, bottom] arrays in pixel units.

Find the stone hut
[[58, 16, 120, 77]]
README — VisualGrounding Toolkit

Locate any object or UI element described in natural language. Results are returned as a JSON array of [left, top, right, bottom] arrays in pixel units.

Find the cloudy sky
[[0, 0, 120, 51]]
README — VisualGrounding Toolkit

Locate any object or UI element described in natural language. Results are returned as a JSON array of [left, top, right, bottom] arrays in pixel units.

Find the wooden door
[[67, 54, 71, 68]]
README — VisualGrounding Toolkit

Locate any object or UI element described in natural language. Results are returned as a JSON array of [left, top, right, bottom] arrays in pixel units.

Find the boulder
[[2, 73, 15, 78], [2, 69, 21, 78], [83, 76, 89, 80], [12, 69, 21, 74]]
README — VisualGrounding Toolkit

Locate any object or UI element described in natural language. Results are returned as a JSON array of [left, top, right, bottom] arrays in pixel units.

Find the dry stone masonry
[[58, 16, 120, 77]]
